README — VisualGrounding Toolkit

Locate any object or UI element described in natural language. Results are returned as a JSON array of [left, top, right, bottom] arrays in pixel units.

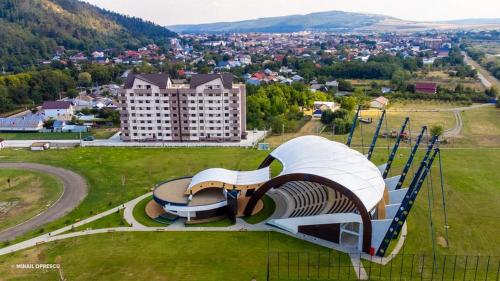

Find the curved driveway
[[0, 163, 88, 242]]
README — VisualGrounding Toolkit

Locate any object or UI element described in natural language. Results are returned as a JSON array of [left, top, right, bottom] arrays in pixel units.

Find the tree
[[320, 110, 335, 125], [430, 125, 444, 137], [78, 72, 92, 87], [340, 96, 357, 111], [391, 69, 410, 90], [338, 79, 353, 91]]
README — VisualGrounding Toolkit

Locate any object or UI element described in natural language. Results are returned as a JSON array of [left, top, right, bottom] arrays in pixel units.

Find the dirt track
[[0, 163, 87, 242]]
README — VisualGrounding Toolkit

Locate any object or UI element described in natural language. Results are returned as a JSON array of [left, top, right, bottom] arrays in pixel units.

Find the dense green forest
[[0, 0, 176, 71]]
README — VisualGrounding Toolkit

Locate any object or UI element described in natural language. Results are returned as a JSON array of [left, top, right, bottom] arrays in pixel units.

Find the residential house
[[370, 96, 389, 109], [415, 82, 437, 95], [42, 101, 74, 120], [0, 116, 44, 132], [312, 101, 338, 118]]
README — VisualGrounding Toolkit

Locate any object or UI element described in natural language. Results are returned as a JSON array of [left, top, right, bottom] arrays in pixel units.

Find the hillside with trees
[[0, 0, 176, 71]]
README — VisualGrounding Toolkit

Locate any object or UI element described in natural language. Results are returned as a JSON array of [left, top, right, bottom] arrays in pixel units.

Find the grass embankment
[[244, 195, 276, 224], [132, 196, 166, 227], [0, 169, 63, 231]]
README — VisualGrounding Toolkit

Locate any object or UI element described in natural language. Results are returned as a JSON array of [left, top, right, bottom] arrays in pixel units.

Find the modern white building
[[119, 73, 247, 142]]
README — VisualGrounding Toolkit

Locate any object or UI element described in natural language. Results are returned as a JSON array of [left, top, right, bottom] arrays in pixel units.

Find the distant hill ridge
[[168, 10, 500, 33]]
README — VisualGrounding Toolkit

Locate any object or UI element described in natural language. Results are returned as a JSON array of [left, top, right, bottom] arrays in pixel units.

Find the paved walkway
[[0, 163, 88, 242], [4, 130, 268, 148], [462, 51, 499, 89]]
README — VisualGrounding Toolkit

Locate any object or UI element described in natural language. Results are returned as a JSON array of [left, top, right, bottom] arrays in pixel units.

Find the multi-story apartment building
[[119, 73, 247, 142]]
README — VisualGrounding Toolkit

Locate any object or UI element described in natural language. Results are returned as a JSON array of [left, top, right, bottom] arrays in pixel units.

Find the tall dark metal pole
[[346, 105, 361, 147], [382, 117, 410, 178], [438, 147, 450, 247], [367, 109, 386, 160]]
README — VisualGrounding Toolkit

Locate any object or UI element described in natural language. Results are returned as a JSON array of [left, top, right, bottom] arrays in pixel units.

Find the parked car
[[83, 136, 95, 141]]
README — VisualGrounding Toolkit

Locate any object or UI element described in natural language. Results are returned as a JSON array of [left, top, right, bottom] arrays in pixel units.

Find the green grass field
[[0, 169, 63, 231], [244, 195, 276, 224], [0, 104, 499, 280], [72, 209, 130, 232]]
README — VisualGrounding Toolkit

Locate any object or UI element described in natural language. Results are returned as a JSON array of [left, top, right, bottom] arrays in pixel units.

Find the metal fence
[[267, 251, 500, 281]]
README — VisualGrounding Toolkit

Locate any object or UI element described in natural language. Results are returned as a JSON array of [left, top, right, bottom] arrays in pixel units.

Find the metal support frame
[[376, 138, 439, 256], [367, 110, 386, 160], [346, 105, 361, 147], [382, 117, 410, 178], [395, 126, 428, 189]]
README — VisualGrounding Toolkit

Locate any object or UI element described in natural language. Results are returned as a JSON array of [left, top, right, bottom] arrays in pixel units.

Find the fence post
[[338, 252, 341, 281], [368, 255, 373, 280], [441, 255, 447, 281], [389, 254, 394, 281], [358, 253, 362, 281], [495, 260, 500, 281], [347, 253, 351, 281], [297, 252, 300, 280], [318, 250, 321, 279], [421, 254, 426, 281], [379, 256, 383, 280], [474, 256, 479, 281], [484, 256, 490, 281], [410, 254, 415, 280], [400, 253, 405, 281], [277, 251, 280, 280], [464, 256, 469, 281], [288, 252, 290, 281], [327, 250, 331, 279], [307, 251, 310, 279], [452, 255, 458, 281]]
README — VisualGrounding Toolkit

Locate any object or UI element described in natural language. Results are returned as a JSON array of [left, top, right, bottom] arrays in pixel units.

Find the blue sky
[[83, 0, 500, 26]]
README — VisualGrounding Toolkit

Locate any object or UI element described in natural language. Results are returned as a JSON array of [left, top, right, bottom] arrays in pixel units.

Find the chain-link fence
[[267, 251, 500, 281]]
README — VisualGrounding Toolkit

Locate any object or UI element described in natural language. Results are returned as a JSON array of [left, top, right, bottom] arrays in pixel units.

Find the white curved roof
[[188, 167, 270, 190], [271, 135, 385, 211]]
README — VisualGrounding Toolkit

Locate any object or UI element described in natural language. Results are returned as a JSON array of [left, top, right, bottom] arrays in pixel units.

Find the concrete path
[[462, 51, 499, 89], [350, 253, 368, 280], [0, 163, 88, 242]]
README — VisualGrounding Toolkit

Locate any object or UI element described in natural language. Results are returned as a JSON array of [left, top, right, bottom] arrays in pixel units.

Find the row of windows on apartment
[[125, 119, 238, 125], [128, 100, 236, 105], [126, 92, 238, 98], [125, 126, 238, 131], [126, 132, 239, 137], [124, 113, 238, 118], [125, 106, 237, 111]]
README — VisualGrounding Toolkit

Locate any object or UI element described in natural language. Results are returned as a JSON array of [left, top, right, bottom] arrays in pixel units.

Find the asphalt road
[[0, 163, 88, 242]]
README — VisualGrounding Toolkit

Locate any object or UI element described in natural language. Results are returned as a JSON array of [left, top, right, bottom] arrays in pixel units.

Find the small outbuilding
[[30, 142, 50, 151], [370, 96, 389, 109]]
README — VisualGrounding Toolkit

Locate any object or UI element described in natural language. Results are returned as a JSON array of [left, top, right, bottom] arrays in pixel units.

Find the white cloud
[[83, 0, 500, 26]]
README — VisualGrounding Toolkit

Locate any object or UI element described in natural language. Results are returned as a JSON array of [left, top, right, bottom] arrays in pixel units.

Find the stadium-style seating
[[277, 181, 329, 218], [276, 181, 357, 218]]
